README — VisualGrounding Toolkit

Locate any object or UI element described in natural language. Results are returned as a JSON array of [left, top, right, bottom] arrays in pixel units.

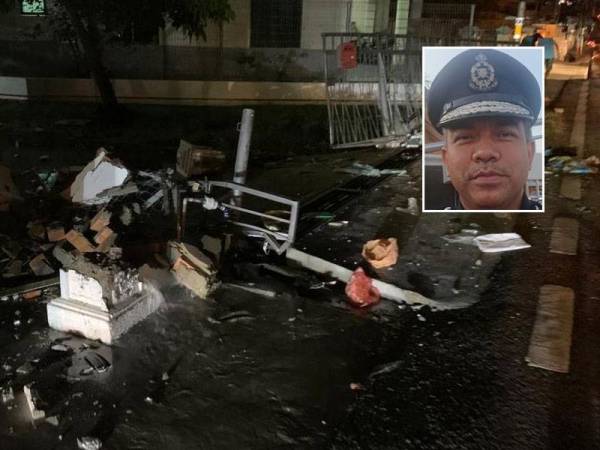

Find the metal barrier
[[322, 32, 518, 149], [322, 32, 421, 149]]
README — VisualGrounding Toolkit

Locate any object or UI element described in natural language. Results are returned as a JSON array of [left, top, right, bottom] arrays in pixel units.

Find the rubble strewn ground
[[2, 76, 600, 449]]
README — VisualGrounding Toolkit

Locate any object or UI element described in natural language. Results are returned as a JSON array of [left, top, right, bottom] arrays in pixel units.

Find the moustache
[[467, 167, 510, 180]]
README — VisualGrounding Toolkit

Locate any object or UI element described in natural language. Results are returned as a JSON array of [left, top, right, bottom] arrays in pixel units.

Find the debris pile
[[0, 147, 222, 343], [547, 155, 600, 174]]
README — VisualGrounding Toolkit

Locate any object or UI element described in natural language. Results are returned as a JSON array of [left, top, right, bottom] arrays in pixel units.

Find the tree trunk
[[62, 0, 119, 111]]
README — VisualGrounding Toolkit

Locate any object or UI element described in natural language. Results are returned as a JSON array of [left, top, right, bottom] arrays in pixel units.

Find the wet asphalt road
[[1, 75, 600, 449]]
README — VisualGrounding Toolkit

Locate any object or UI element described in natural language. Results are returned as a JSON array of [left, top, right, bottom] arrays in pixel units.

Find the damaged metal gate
[[322, 32, 423, 149]]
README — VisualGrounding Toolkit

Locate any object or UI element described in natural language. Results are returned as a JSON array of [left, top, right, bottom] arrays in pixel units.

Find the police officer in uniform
[[427, 49, 542, 210]]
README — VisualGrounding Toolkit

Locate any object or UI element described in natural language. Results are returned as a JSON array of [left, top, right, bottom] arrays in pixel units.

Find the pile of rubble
[[0, 146, 221, 344]]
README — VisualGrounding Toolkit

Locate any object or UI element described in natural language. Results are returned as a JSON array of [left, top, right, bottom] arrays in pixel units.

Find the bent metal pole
[[233, 108, 255, 204]]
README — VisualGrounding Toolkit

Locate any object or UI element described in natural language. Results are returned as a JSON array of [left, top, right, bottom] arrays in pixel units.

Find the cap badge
[[469, 54, 498, 92]]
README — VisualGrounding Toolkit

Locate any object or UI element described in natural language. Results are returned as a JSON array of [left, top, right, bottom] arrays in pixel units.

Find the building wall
[[159, 0, 251, 48], [301, 0, 351, 50]]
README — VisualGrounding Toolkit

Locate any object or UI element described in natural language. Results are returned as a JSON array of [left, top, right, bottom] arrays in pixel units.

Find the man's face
[[442, 117, 535, 210]]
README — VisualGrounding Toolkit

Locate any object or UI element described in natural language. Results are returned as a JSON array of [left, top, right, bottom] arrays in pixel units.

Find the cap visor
[[438, 101, 533, 128]]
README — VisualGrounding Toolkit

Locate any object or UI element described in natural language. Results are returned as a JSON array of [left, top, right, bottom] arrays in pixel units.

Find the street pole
[[469, 4, 476, 40], [377, 52, 391, 136], [233, 108, 254, 204], [514, 1, 527, 41]]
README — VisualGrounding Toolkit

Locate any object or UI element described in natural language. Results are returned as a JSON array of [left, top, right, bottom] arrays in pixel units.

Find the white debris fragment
[[77, 436, 102, 450], [70, 149, 129, 205], [1, 387, 14, 403], [51, 344, 70, 352], [23, 384, 45, 421], [46, 416, 59, 426], [120, 205, 133, 226], [473, 233, 531, 253], [144, 189, 164, 209]]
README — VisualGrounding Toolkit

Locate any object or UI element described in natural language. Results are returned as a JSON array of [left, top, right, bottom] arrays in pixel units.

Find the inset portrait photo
[[422, 47, 544, 212]]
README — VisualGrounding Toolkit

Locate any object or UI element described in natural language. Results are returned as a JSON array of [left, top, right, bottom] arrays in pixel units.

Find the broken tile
[[47, 223, 66, 242], [90, 208, 112, 232], [168, 241, 216, 298], [94, 227, 116, 248], [22, 290, 42, 301], [29, 254, 54, 276], [66, 230, 95, 253]]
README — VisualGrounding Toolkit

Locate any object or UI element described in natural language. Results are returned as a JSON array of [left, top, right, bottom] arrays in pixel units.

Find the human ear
[[527, 141, 535, 170]]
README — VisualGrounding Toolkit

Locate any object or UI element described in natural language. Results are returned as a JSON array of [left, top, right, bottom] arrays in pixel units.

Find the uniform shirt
[[444, 193, 542, 210]]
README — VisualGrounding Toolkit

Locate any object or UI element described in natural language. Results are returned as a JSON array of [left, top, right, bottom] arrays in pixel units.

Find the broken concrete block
[[70, 149, 129, 205], [23, 384, 45, 421], [47, 256, 162, 344], [90, 208, 112, 232], [66, 230, 95, 253], [61, 258, 144, 311], [52, 244, 77, 267], [29, 254, 54, 276], [47, 223, 66, 242], [59, 269, 107, 311], [167, 241, 216, 298]]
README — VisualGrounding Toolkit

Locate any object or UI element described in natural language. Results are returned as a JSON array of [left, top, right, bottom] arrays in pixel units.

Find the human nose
[[471, 136, 500, 163]]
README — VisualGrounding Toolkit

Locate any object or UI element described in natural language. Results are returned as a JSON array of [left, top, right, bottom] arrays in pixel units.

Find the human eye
[[452, 132, 473, 143], [497, 127, 519, 139]]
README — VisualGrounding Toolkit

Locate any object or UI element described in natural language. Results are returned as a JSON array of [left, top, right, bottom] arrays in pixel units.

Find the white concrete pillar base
[[47, 291, 162, 344]]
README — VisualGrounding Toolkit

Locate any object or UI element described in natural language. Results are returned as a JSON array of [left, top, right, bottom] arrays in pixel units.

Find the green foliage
[[0, 0, 234, 42]]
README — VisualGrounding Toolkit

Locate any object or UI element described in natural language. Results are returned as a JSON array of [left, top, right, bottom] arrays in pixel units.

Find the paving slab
[[526, 285, 574, 373], [549, 217, 579, 255]]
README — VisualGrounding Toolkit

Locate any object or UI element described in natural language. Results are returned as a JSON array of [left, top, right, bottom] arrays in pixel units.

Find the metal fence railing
[[321, 32, 517, 149]]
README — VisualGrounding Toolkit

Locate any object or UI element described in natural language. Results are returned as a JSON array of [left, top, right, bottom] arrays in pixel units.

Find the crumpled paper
[[473, 233, 531, 253]]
